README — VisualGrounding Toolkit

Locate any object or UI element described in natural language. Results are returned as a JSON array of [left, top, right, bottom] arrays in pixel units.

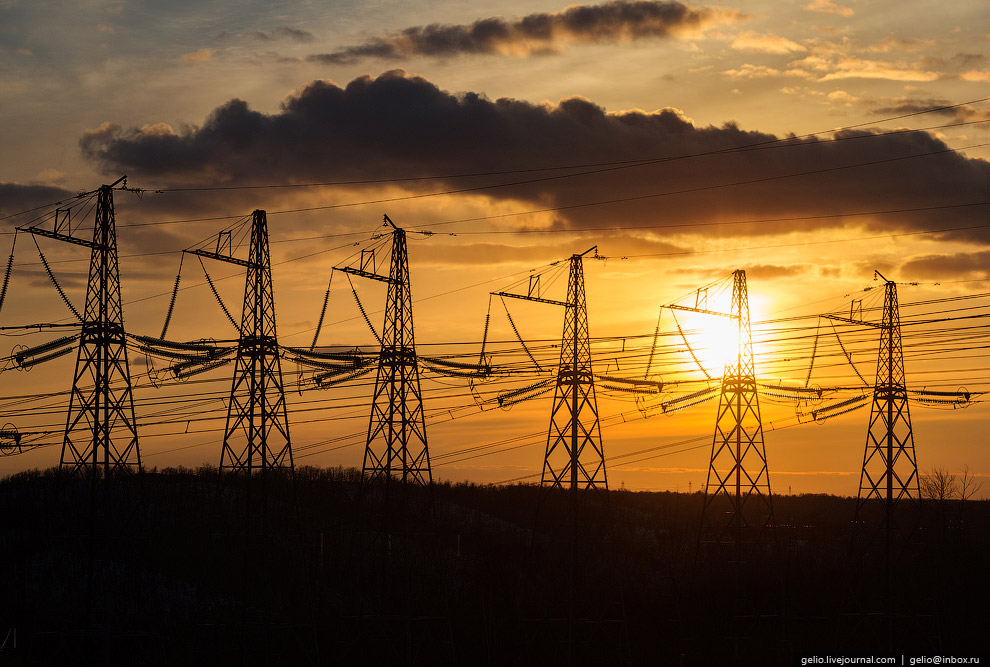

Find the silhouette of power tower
[[824, 272, 922, 651], [188, 210, 293, 475], [25, 177, 141, 479], [495, 247, 613, 667], [495, 246, 606, 493], [332, 216, 451, 664], [338, 215, 430, 485], [825, 271, 920, 533], [672, 269, 774, 549]]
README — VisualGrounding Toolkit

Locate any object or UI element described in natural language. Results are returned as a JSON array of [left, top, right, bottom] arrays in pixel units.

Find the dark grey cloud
[[308, 1, 741, 64], [870, 98, 990, 123], [219, 26, 316, 43], [726, 264, 810, 280], [674, 263, 811, 280], [250, 26, 315, 42], [899, 251, 990, 280], [920, 52, 989, 70], [0, 181, 216, 264], [79, 70, 990, 243], [415, 235, 687, 266], [0, 183, 78, 227]]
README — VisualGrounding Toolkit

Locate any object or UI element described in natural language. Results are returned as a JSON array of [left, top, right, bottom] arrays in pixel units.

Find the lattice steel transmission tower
[[542, 250, 606, 492], [188, 210, 293, 475], [496, 248, 615, 667], [494, 247, 606, 492], [831, 272, 920, 532], [26, 177, 141, 479], [339, 215, 430, 486], [693, 270, 774, 547]]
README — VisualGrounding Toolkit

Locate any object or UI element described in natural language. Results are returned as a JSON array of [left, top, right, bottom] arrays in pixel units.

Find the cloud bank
[[900, 251, 990, 280], [0, 183, 76, 222], [870, 98, 990, 122], [307, 1, 742, 63], [79, 70, 990, 243]]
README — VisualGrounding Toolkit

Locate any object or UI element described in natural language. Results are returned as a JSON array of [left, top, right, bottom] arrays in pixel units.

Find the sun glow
[[677, 311, 741, 376], [667, 279, 773, 379]]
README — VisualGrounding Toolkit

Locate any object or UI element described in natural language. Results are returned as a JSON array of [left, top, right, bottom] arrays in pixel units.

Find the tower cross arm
[[492, 291, 569, 307], [821, 313, 882, 329], [578, 245, 598, 257], [184, 248, 255, 269], [22, 226, 99, 250], [336, 265, 396, 284], [666, 303, 737, 319]]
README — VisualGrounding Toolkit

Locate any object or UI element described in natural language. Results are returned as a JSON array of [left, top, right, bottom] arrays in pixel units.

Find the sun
[[675, 310, 741, 377]]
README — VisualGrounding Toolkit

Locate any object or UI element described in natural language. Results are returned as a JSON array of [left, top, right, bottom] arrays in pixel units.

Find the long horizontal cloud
[[870, 98, 990, 122], [242, 26, 315, 43], [307, 1, 741, 63], [79, 70, 990, 244], [413, 235, 689, 266], [0, 183, 77, 221], [900, 251, 990, 280]]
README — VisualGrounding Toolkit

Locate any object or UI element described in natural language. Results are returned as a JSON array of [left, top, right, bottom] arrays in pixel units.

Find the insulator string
[[479, 293, 492, 366], [197, 256, 239, 332], [310, 268, 333, 351], [804, 316, 820, 387], [32, 235, 81, 322], [160, 254, 183, 339], [643, 307, 662, 380], [346, 273, 381, 345], [0, 231, 16, 322], [671, 309, 711, 381], [501, 296, 543, 373], [829, 320, 869, 386]]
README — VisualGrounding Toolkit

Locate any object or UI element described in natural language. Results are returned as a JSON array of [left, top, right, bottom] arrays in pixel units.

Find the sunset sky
[[1, 0, 988, 496]]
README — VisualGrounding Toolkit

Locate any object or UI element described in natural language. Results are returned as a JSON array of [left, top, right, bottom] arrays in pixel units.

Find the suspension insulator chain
[[804, 317, 820, 387], [0, 232, 16, 321], [33, 235, 81, 321], [160, 255, 183, 339], [672, 309, 710, 381], [644, 308, 662, 380], [347, 273, 381, 345], [197, 256, 239, 332], [310, 269, 334, 351], [830, 321, 868, 386], [501, 297, 543, 372], [478, 294, 492, 366]]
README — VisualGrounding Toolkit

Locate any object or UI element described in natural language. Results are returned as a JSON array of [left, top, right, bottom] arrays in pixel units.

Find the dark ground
[[0, 466, 987, 666]]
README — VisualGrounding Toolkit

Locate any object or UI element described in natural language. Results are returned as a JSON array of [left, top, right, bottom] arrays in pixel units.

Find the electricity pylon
[[825, 272, 921, 652], [494, 246, 606, 492], [858, 275, 920, 532], [188, 210, 293, 475], [495, 247, 611, 667], [542, 249, 606, 492], [673, 270, 773, 549], [826, 271, 920, 533], [26, 177, 141, 479], [338, 215, 430, 486]]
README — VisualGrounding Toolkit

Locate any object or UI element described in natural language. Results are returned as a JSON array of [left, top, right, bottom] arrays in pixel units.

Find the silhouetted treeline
[[0, 466, 987, 666]]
